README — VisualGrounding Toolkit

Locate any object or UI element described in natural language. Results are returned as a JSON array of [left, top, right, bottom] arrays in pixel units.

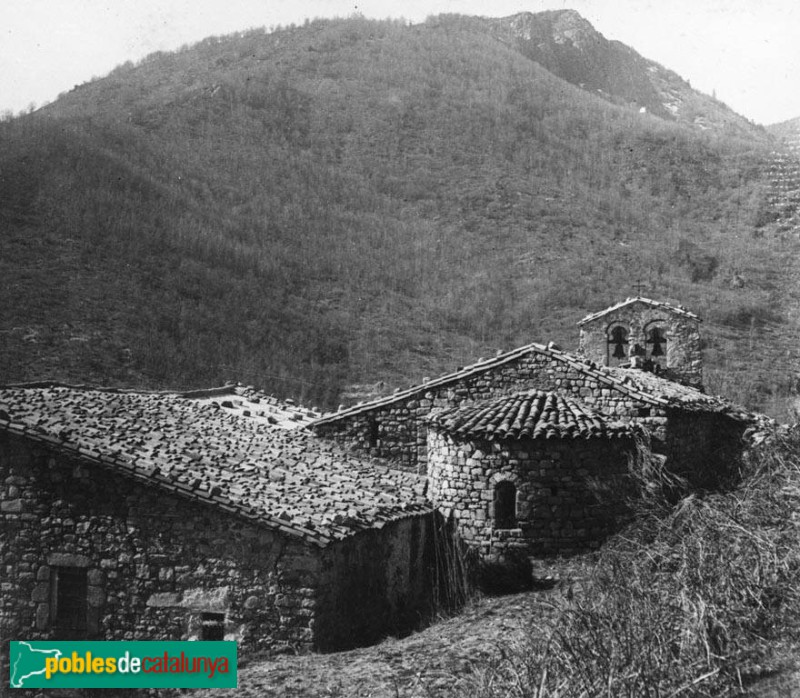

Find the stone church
[[0, 296, 764, 668], [311, 296, 758, 560]]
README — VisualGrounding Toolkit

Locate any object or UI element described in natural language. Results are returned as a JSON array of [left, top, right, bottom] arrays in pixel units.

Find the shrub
[[674, 238, 719, 283], [717, 302, 783, 329]]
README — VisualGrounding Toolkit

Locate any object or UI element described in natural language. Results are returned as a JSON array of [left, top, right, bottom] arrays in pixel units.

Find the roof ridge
[[0, 380, 239, 397], [310, 342, 554, 424], [577, 296, 700, 326], [310, 343, 732, 426]]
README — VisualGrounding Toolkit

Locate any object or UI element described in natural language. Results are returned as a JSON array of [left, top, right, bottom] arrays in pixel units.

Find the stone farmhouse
[[0, 383, 444, 669]]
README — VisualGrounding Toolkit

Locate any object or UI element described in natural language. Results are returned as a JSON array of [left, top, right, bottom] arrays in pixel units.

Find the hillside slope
[[765, 117, 800, 236], [1, 14, 797, 415]]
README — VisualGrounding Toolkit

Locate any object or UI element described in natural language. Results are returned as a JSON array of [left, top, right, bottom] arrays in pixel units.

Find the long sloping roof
[[0, 383, 429, 547], [427, 390, 633, 441], [310, 343, 741, 427], [578, 296, 700, 326]]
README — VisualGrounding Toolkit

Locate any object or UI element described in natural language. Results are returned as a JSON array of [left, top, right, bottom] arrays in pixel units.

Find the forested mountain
[[1, 12, 797, 416], [769, 116, 800, 143]]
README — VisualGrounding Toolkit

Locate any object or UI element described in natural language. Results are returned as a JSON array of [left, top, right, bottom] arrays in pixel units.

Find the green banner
[[9, 640, 237, 689]]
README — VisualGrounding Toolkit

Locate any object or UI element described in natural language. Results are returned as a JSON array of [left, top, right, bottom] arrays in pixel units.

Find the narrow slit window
[[367, 419, 380, 449], [51, 567, 88, 638], [200, 612, 225, 641], [494, 481, 517, 529]]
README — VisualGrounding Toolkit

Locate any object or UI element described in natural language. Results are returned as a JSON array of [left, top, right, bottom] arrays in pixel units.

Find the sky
[[2, 0, 799, 125]]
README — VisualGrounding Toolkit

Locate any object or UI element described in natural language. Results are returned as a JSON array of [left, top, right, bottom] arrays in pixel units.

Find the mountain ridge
[[483, 10, 764, 138], [44, 10, 767, 140]]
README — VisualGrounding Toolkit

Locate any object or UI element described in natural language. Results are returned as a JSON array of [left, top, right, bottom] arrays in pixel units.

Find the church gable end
[[578, 297, 703, 389]]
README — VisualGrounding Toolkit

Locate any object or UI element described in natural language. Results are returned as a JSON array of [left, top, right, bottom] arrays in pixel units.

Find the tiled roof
[[0, 383, 429, 547], [427, 390, 633, 440], [605, 369, 760, 422], [1, 382, 322, 428], [310, 343, 736, 426], [577, 296, 700, 326], [603, 369, 711, 407], [182, 384, 321, 428]]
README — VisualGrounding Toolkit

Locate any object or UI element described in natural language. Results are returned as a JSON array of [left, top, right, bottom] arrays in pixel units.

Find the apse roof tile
[[427, 390, 633, 440]]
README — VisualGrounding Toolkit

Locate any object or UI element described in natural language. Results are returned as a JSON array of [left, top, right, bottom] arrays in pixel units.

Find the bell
[[647, 327, 666, 357], [609, 326, 628, 359]]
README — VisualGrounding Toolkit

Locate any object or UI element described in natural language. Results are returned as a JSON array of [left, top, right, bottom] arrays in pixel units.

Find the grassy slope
[[1, 16, 796, 413]]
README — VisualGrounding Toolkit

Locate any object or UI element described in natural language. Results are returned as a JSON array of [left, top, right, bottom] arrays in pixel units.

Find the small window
[[50, 567, 88, 638], [494, 481, 517, 529], [200, 612, 225, 641], [367, 419, 380, 450]]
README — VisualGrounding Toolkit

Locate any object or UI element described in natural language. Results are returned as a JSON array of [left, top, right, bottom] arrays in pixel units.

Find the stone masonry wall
[[664, 409, 748, 490], [314, 350, 657, 472], [579, 303, 703, 388], [427, 429, 635, 557], [0, 432, 324, 671], [314, 514, 436, 651]]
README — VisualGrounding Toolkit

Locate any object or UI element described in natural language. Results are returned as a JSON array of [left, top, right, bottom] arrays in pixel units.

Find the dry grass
[[461, 427, 800, 697]]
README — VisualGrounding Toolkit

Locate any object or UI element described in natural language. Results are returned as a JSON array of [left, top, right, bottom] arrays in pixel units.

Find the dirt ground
[[185, 554, 800, 698], [189, 589, 558, 698]]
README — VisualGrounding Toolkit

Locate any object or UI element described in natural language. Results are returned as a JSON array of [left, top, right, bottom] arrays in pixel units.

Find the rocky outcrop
[[487, 10, 763, 139]]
